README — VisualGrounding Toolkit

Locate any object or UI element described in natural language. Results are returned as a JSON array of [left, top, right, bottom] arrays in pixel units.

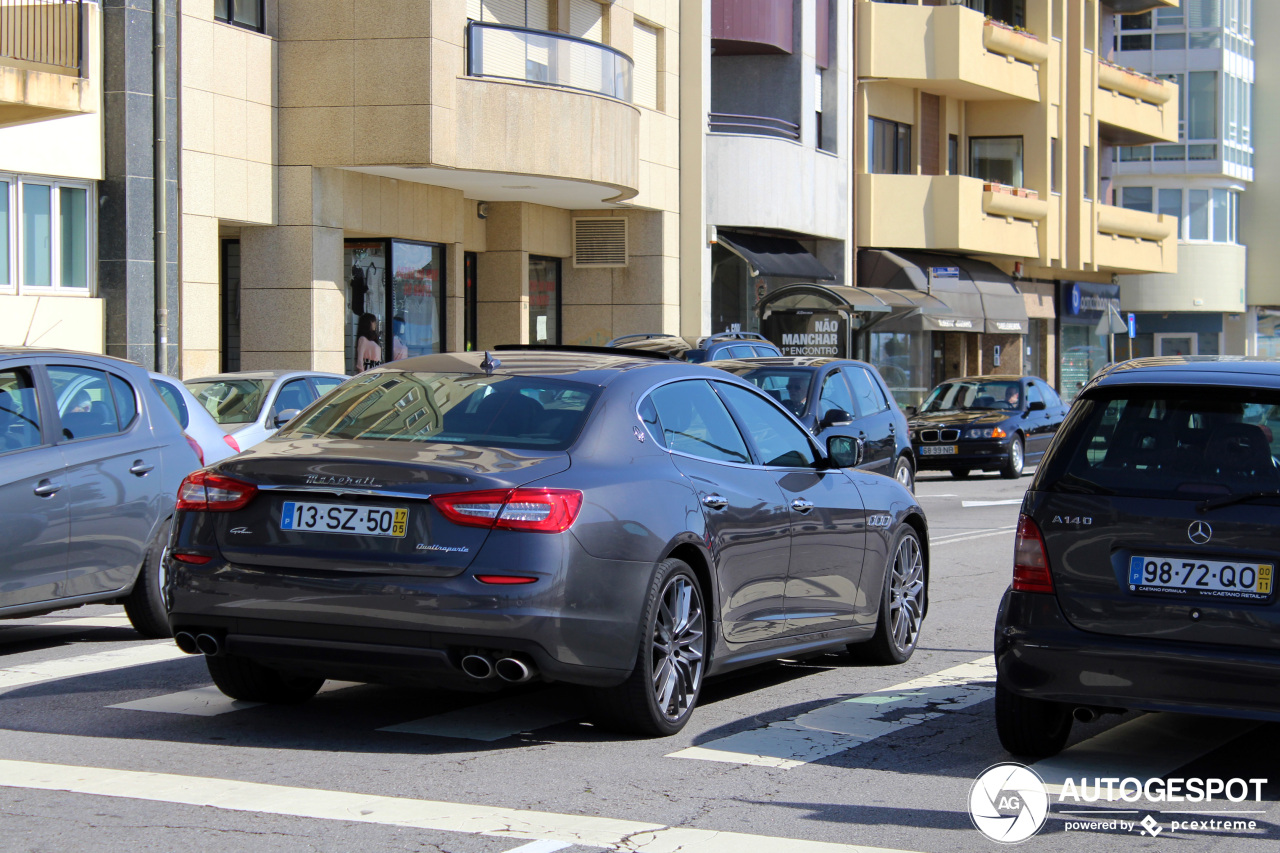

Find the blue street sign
[[1127, 312, 1136, 339], [930, 266, 960, 279]]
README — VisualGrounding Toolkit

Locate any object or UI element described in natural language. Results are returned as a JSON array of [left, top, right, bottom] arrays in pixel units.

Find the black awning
[[857, 249, 985, 333], [717, 231, 836, 280], [759, 282, 892, 314], [954, 258, 1030, 335]]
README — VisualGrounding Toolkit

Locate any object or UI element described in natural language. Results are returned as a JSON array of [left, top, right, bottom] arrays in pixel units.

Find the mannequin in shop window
[[356, 313, 382, 373]]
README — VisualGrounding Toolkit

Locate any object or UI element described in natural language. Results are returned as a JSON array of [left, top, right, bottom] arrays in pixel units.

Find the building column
[[475, 202, 529, 350]]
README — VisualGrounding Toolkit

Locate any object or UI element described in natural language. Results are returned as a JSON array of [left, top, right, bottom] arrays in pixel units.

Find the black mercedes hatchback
[[996, 357, 1280, 757], [167, 350, 928, 736]]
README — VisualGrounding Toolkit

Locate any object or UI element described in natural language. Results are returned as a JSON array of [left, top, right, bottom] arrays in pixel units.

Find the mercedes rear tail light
[[176, 471, 258, 512], [1012, 514, 1054, 593], [431, 488, 583, 534]]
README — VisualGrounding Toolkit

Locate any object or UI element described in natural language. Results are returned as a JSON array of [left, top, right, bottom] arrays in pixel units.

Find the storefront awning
[[759, 282, 892, 314], [717, 231, 836, 281], [954, 258, 1030, 335], [858, 249, 985, 333]]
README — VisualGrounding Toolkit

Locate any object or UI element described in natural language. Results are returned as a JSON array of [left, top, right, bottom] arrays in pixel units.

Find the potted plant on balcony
[[982, 18, 1051, 65]]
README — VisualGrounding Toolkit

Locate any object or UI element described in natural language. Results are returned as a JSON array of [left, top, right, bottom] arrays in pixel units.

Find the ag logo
[[969, 763, 1049, 844]]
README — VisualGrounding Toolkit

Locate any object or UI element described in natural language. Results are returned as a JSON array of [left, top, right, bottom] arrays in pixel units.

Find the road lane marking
[[930, 526, 1016, 546], [0, 643, 190, 696], [667, 657, 995, 769], [505, 842, 574, 853], [1033, 713, 1262, 798], [5, 614, 136, 630], [380, 690, 581, 741], [0, 759, 926, 853], [108, 680, 359, 717], [961, 499, 1024, 508]]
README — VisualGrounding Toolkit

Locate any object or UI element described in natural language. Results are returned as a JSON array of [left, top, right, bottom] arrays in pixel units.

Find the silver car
[[183, 370, 347, 453], [150, 372, 238, 466], [0, 348, 200, 636]]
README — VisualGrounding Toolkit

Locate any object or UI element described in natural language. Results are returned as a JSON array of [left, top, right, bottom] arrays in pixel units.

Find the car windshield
[[718, 368, 812, 415], [277, 371, 600, 451], [186, 379, 269, 425], [1043, 386, 1280, 501], [919, 380, 1021, 413]]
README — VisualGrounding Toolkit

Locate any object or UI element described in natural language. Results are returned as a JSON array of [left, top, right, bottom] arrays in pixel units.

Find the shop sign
[[762, 311, 847, 358], [1062, 281, 1120, 322]]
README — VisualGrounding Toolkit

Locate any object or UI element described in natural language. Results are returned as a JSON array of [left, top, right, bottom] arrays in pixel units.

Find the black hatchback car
[[714, 357, 915, 491], [909, 376, 1069, 479], [996, 357, 1280, 757], [166, 350, 928, 736]]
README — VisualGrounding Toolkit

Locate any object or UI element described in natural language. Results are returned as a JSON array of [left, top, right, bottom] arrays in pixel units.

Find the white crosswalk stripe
[[0, 759, 928, 853], [0, 642, 191, 696], [667, 657, 995, 768], [108, 680, 359, 716]]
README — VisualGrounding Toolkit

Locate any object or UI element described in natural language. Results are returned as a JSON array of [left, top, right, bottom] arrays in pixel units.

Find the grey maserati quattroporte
[[165, 348, 929, 735]]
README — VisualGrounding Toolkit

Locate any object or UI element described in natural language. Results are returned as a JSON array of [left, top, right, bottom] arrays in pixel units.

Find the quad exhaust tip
[[195, 633, 223, 657], [174, 631, 199, 655], [460, 654, 495, 679], [495, 656, 534, 683], [1073, 707, 1099, 724]]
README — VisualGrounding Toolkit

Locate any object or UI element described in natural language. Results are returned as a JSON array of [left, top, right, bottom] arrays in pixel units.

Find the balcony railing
[[707, 112, 800, 141], [1, 0, 82, 75], [466, 21, 633, 103]]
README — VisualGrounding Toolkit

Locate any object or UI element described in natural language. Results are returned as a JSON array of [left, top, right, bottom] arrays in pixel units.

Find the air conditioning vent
[[573, 218, 628, 268]]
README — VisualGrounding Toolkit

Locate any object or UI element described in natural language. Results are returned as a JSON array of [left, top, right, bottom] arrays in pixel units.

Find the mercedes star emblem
[[1188, 520, 1213, 545]]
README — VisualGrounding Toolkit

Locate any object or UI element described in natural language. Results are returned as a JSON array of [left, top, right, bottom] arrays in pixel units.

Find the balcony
[[1092, 203, 1177, 274], [0, 0, 93, 128], [857, 2, 1042, 103], [467, 22, 633, 103], [858, 174, 1043, 260], [708, 133, 846, 239], [1096, 60, 1178, 144]]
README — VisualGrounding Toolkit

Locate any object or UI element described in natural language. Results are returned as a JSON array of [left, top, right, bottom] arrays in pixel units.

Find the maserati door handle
[[33, 480, 63, 498], [702, 494, 728, 510], [129, 460, 155, 476], [791, 498, 815, 514]]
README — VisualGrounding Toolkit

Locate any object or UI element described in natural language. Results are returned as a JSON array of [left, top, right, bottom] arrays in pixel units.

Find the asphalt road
[[1, 468, 1276, 853]]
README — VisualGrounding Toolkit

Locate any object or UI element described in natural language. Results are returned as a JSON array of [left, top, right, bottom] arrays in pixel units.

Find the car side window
[[638, 396, 667, 448], [716, 382, 817, 468], [274, 379, 315, 417], [0, 367, 44, 452], [48, 366, 123, 440], [1037, 380, 1063, 408], [311, 376, 344, 396], [151, 378, 189, 429], [647, 380, 750, 464], [844, 366, 888, 414], [1026, 382, 1044, 407], [110, 374, 139, 429], [725, 345, 754, 359], [818, 371, 858, 420]]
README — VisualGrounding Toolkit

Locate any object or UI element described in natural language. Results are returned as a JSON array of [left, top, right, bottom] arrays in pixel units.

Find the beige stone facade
[[178, 0, 682, 377]]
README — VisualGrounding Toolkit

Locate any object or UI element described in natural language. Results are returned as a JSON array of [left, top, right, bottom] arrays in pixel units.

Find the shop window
[[969, 137, 1024, 188], [0, 175, 94, 295], [529, 256, 561, 345], [344, 239, 447, 375], [214, 0, 263, 32], [221, 240, 241, 372], [869, 117, 912, 175]]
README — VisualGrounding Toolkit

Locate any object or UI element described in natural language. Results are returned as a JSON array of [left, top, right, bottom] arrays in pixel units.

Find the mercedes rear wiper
[[1197, 490, 1280, 513]]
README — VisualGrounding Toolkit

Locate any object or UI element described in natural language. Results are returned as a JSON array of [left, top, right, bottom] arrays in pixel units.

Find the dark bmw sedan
[[713, 357, 915, 491], [909, 375, 1069, 479], [996, 358, 1280, 757], [166, 350, 929, 736]]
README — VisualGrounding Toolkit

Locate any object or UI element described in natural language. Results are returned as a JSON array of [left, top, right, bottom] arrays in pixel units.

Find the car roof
[[1088, 356, 1280, 390], [938, 375, 1035, 383], [711, 356, 862, 370], [0, 347, 138, 366], [185, 369, 344, 383], [374, 349, 716, 387]]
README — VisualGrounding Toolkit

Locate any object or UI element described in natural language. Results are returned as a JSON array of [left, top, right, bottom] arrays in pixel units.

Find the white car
[[150, 372, 239, 466], [183, 370, 347, 453]]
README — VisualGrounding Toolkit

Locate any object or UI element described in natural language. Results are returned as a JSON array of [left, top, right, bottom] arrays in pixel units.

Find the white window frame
[[0, 173, 96, 297]]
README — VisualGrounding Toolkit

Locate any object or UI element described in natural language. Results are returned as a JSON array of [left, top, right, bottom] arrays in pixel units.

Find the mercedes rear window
[[277, 371, 600, 450], [1043, 386, 1280, 501]]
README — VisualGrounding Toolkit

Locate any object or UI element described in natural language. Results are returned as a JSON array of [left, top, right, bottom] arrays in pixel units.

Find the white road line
[[667, 657, 995, 769], [930, 526, 1016, 546], [915, 493, 958, 498], [380, 690, 581, 741], [1034, 713, 1262, 798], [1, 615, 135, 630], [109, 680, 359, 717], [505, 841, 574, 853], [0, 643, 190, 696], [0, 759, 926, 853], [960, 499, 1024, 508]]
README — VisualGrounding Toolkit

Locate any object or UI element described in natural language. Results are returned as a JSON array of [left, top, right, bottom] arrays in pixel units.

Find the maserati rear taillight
[[176, 471, 258, 512], [431, 488, 583, 533], [1012, 514, 1054, 593], [223, 434, 241, 453]]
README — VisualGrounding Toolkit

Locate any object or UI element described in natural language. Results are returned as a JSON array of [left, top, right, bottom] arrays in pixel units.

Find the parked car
[[0, 348, 201, 636], [150, 372, 239, 465], [996, 357, 1280, 757], [183, 370, 347, 452], [165, 349, 928, 735], [608, 332, 782, 363], [908, 375, 1070, 479], [714, 357, 916, 490]]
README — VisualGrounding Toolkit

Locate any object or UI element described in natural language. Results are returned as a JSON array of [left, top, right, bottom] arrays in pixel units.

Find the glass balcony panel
[[468, 22, 633, 102]]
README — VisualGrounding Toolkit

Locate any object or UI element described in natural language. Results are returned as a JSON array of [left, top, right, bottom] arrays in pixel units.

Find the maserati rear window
[[1045, 386, 1280, 501], [277, 371, 599, 451]]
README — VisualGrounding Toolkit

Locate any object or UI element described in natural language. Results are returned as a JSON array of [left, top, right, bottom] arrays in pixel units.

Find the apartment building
[[851, 0, 1180, 404], [0, 0, 103, 352], [1239, 0, 1276, 352], [1111, 0, 1254, 358]]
